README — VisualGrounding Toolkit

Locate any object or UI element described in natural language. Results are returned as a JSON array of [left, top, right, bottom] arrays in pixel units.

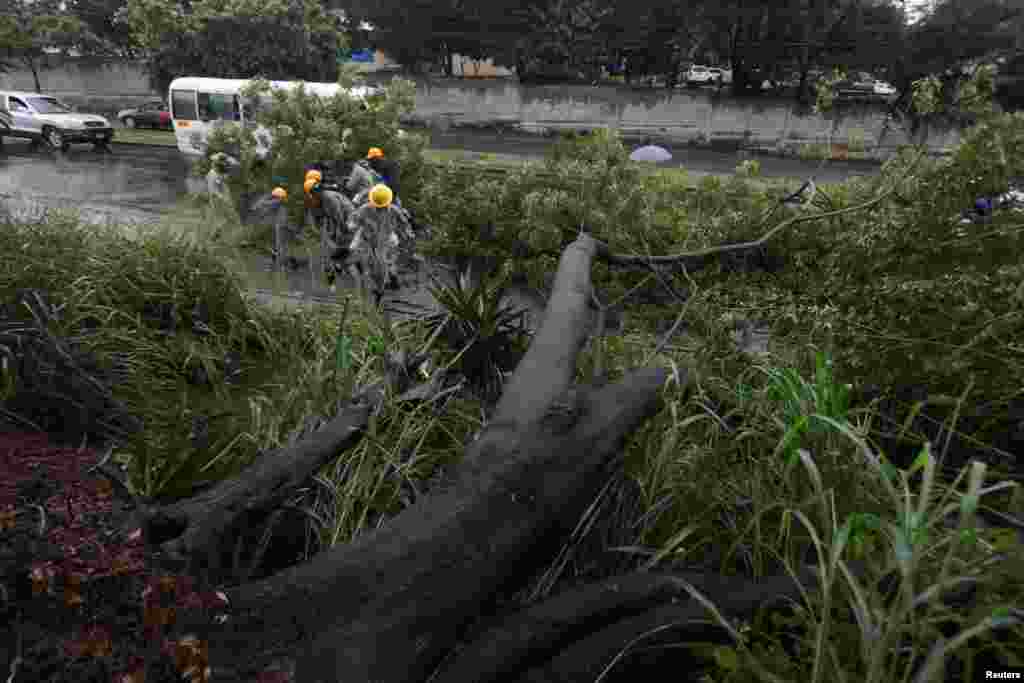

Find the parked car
[[833, 74, 876, 98], [0, 90, 114, 151], [117, 101, 171, 129], [685, 65, 715, 87], [518, 61, 587, 84], [780, 69, 825, 89], [708, 67, 733, 85], [872, 80, 898, 97]]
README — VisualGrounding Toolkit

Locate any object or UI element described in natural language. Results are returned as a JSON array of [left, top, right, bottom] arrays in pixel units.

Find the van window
[[171, 90, 197, 120], [8, 97, 28, 111], [197, 92, 238, 122]]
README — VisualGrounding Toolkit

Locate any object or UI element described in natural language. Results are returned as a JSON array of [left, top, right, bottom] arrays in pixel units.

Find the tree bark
[[24, 56, 42, 93]]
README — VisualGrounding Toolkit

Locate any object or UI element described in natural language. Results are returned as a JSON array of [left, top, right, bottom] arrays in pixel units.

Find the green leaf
[[713, 646, 740, 672], [335, 334, 351, 372]]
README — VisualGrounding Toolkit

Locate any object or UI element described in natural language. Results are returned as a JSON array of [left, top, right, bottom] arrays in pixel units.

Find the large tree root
[[512, 567, 823, 682], [429, 566, 823, 683]]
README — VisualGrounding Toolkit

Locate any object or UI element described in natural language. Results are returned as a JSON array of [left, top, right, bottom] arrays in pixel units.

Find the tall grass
[[0, 206, 387, 500]]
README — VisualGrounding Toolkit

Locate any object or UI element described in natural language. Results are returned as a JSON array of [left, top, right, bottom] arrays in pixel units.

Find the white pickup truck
[[0, 91, 114, 151]]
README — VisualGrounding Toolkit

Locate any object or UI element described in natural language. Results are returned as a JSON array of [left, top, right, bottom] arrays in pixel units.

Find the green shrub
[[194, 72, 428, 229]]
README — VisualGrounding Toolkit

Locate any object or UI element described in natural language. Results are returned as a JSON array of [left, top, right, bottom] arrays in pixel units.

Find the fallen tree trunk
[[292, 367, 670, 683], [176, 234, 671, 680], [118, 232, 674, 681]]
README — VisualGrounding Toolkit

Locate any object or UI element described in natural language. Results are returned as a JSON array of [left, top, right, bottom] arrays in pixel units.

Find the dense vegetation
[[2, 92, 1024, 681]]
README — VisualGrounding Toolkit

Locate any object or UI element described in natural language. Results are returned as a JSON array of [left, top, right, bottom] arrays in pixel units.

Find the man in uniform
[[347, 184, 414, 303]]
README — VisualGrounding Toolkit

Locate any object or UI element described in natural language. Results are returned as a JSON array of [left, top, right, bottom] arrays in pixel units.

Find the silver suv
[[685, 65, 714, 87], [0, 91, 114, 151]]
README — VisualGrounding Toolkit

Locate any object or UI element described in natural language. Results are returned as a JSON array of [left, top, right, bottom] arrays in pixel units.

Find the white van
[[167, 77, 382, 159]]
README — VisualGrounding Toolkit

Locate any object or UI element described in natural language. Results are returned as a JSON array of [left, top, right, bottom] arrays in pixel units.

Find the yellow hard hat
[[368, 183, 393, 208], [366, 147, 384, 160], [304, 178, 319, 195], [305, 169, 322, 183], [271, 187, 288, 201]]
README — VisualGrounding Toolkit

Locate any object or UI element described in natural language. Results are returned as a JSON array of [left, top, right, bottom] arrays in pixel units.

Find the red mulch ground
[[0, 432, 291, 683]]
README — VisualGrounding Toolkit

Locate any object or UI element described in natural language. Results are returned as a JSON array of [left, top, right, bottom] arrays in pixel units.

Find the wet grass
[[113, 129, 178, 147]]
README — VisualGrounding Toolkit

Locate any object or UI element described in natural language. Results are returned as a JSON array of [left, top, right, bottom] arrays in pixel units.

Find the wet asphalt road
[[0, 131, 885, 223]]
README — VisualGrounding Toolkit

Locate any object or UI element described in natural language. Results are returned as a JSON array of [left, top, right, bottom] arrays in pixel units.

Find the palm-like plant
[[391, 264, 531, 405]]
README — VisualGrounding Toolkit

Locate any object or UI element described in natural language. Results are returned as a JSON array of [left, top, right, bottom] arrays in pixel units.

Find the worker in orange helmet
[[305, 174, 357, 289], [247, 185, 296, 272], [364, 147, 402, 207]]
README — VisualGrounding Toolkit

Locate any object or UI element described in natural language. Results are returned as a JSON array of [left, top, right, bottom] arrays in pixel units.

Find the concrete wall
[[0, 57, 964, 153], [0, 56, 155, 96]]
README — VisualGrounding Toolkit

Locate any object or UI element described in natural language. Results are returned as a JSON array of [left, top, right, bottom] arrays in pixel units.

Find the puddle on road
[[0, 145, 191, 209]]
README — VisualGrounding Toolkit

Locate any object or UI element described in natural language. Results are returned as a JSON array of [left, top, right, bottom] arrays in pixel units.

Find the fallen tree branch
[[122, 350, 430, 579], [493, 234, 603, 430], [593, 184, 898, 269], [512, 566, 826, 682], [530, 145, 929, 274]]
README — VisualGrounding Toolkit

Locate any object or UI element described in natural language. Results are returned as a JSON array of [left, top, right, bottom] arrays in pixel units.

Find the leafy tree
[[66, 0, 141, 58], [0, 0, 82, 92], [196, 71, 426, 229], [125, 0, 346, 93], [344, 0, 528, 76], [884, 0, 1023, 136], [596, 0, 693, 86]]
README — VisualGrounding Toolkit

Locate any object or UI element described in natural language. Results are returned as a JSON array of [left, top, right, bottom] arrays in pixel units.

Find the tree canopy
[[0, 0, 82, 92], [323, 0, 1021, 97], [126, 0, 347, 93]]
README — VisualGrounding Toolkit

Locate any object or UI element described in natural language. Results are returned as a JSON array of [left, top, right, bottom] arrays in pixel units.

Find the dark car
[[832, 72, 879, 99], [116, 101, 171, 129]]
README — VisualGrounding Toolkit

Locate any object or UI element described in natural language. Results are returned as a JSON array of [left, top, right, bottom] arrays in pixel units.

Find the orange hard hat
[[305, 169, 323, 183], [271, 187, 288, 201], [366, 147, 384, 159], [304, 178, 319, 195]]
